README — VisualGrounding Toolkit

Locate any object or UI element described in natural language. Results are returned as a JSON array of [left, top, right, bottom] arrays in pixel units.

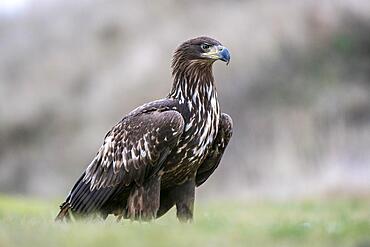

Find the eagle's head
[[172, 37, 231, 69], [169, 37, 230, 99]]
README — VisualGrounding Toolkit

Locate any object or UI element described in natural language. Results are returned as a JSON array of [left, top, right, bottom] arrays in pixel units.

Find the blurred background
[[0, 0, 369, 201]]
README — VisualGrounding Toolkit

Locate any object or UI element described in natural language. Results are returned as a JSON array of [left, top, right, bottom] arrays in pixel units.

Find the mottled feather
[[62, 100, 185, 215]]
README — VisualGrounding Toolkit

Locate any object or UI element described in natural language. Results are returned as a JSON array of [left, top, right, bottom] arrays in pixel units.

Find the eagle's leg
[[175, 178, 195, 222], [126, 175, 161, 221], [156, 178, 195, 222]]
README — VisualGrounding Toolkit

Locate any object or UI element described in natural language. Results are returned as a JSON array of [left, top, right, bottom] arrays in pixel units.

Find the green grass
[[0, 195, 369, 247]]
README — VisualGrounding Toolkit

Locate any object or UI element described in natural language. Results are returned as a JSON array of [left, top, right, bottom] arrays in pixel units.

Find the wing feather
[[65, 108, 184, 214]]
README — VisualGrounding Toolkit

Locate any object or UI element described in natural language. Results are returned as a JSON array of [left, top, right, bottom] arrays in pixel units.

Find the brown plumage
[[56, 36, 233, 222]]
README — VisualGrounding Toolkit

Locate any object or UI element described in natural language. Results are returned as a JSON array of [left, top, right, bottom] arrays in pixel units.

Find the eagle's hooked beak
[[217, 45, 231, 65], [202, 45, 231, 65]]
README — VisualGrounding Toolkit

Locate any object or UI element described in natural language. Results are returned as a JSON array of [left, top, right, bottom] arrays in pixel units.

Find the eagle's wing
[[61, 108, 184, 215]]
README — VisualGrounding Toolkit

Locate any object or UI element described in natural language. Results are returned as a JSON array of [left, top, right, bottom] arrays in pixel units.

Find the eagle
[[56, 36, 233, 222]]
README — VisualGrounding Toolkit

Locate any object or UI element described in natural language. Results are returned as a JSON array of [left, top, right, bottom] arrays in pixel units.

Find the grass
[[0, 195, 369, 247]]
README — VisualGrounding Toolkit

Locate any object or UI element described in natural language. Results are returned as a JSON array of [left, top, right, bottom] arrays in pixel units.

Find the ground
[[0, 195, 369, 247]]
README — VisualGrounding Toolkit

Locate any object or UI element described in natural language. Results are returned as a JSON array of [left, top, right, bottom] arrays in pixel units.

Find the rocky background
[[0, 0, 369, 199]]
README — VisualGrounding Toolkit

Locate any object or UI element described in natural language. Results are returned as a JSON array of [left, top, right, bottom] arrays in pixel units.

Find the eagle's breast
[[162, 81, 220, 186]]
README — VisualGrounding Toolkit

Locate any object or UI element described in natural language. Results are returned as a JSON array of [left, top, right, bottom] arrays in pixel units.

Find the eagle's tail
[[55, 202, 72, 222]]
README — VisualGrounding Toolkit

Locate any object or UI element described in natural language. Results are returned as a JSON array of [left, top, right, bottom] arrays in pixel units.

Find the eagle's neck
[[167, 59, 221, 178], [168, 61, 216, 107]]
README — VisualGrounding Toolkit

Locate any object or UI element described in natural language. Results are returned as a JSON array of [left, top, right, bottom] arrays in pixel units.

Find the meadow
[[0, 195, 369, 247]]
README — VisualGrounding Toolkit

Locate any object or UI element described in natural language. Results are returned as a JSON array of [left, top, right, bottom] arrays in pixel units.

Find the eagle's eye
[[201, 43, 212, 51]]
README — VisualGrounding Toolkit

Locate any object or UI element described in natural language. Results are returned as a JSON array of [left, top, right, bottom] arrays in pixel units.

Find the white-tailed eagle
[[56, 37, 233, 222]]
